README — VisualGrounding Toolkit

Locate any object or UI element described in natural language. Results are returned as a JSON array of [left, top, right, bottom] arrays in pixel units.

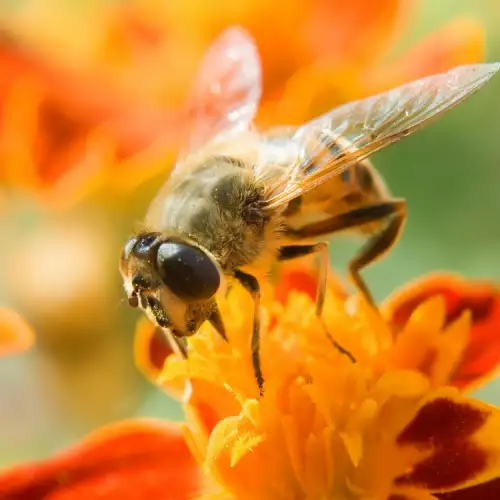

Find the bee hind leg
[[278, 244, 355, 362], [234, 269, 264, 396], [348, 201, 406, 307], [285, 198, 407, 307]]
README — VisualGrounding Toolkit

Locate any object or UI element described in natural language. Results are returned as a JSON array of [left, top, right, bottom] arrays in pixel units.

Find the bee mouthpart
[[146, 295, 172, 329], [128, 291, 139, 308]]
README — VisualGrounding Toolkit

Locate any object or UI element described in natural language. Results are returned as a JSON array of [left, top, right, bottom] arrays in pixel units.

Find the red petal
[[397, 397, 487, 446], [435, 478, 500, 499], [0, 420, 202, 500], [134, 318, 174, 383], [396, 440, 487, 490], [274, 260, 348, 305], [384, 274, 500, 389], [275, 268, 318, 304], [394, 394, 496, 492]]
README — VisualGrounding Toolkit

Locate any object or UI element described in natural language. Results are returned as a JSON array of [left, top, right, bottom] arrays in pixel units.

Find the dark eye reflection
[[133, 232, 161, 260]]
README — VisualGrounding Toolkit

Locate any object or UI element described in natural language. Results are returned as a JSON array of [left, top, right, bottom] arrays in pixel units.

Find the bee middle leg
[[278, 243, 355, 362], [234, 269, 264, 396]]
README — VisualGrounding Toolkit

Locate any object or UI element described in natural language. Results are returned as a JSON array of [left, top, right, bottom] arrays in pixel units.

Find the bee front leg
[[278, 244, 355, 362], [159, 328, 189, 359], [234, 269, 263, 396], [208, 305, 228, 342]]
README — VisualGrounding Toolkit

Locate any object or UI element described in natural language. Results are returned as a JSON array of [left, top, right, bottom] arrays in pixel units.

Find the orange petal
[[371, 17, 485, 92], [0, 308, 34, 355], [135, 319, 241, 432], [0, 31, 183, 202], [275, 265, 318, 305], [134, 317, 173, 383], [394, 390, 500, 493], [304, 0, 405, 66], [274, 260, 348, 305], [435, 478, 500, 499], [383, 274, 500, 390], [185, 379, 241, 437], [0, 419, 202, 500]]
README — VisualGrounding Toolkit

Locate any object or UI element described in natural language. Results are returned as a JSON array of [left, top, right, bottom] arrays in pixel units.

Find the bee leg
[[285, 199, 406, 307], [348, 202, 406, 307], [224, 283, 233, 299], [208, 306, 229, 342], [278, 243, 329, 316], [234, 269, 263, 396], [278, 244, 355, 362]]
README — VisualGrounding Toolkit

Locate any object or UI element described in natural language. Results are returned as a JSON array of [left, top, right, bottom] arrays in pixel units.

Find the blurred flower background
[[1, 0, 500, 468]]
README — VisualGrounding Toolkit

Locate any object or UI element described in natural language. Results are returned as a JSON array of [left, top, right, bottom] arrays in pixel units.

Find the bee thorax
[[153, 158, 273, 273]]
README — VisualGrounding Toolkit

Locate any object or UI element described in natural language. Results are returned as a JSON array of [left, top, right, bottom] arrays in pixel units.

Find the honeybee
[[120, 27, 499, 394]]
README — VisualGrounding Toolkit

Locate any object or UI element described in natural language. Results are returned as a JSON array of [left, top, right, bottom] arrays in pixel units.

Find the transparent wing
[[173, 26, 262, 174], [266, 63, 500, 208]]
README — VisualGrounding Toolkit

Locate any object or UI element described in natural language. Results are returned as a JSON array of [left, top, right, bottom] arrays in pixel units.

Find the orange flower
[[0, 307, 34, 356], [0, 0, 485, 206], [0, 420, 202, 500], [0, 31, 184, 208], [2, 267, 500, 499], [382, 274, 500, 391]]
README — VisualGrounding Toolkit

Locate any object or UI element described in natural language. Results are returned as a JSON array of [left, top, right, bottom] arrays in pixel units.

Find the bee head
[[120, 232, 221, 336]]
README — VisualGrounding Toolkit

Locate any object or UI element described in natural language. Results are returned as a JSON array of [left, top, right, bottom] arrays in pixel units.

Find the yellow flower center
[[159, 274, 472, 500]]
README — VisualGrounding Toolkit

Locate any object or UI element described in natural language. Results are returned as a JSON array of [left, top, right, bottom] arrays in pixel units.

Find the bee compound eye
[[120, 236, 138, 273], [132, 232, 161, 260], [156, 242, 220, 301]]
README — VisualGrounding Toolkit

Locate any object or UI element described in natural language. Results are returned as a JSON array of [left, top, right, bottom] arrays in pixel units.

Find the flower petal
[[134, 317, 173, 383], [274, 260, 347, 305], [0, 31, 182, 205], [435, 477, 500, 499], [383, 274, 500, 390], [304, 0, 404, 66], [393, 389, 500, 493], [275, 263, 319, 304], [0, 419, 203, 500], [0, 308, 34, 356]]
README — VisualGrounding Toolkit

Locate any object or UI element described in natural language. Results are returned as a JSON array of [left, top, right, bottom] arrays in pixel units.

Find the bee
[[120, 27, 499, 394]]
